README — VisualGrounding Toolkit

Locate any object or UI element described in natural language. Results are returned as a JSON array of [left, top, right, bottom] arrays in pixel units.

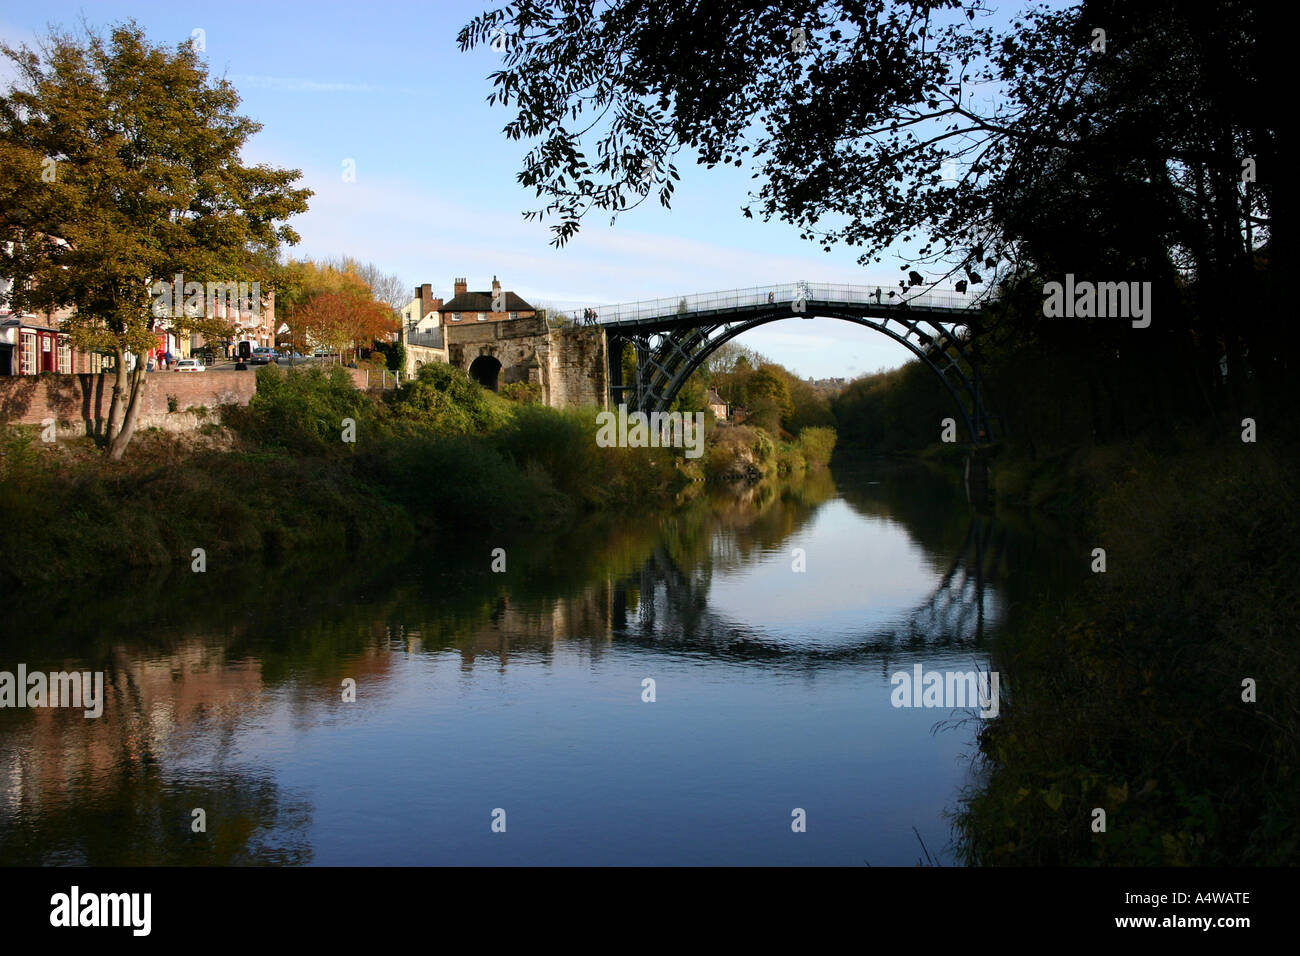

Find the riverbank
[[0, 363, 835, 588], [956, 430, 1299, 864]]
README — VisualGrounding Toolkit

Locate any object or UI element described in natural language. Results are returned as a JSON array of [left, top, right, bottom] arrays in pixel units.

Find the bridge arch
[[469, 354, 502, 392], [622, 311, 985, 442], [597, 283, 995, 443]]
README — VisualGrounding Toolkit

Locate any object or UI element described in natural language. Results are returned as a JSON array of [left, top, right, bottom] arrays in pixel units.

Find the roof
[[1, 314, 62, 332], [440, 290, 535, 313], [706, 388, 727, 405]]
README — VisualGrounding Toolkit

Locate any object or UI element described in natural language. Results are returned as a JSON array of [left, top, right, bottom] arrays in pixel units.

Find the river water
[[0, 460, 1078, 865]]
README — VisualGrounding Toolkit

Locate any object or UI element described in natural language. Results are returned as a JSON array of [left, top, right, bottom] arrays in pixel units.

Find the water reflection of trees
[[0, 462, 1061, 861], [0, 637, 313, 864]]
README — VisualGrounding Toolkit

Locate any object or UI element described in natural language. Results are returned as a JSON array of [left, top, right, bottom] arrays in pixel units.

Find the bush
[[361, 433, 563, 530], [797, 426, 837, 467], [500, 381, 543, 404], [957, 438, 1300, 865], [231, 363, 370, 454], [386, 362, 510, 435], [493, 405, 594, 495]]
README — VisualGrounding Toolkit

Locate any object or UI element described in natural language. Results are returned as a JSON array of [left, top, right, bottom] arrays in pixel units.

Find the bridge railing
[[587, 281, 977, 325]]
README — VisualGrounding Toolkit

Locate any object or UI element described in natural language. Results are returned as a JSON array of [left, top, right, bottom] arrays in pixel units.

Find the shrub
[[387, 361, 510, 435], [500, 381, 543, 404], [798, 426, 837, 467], [493, 404, 595, 495], [233, 363, 370, 454]]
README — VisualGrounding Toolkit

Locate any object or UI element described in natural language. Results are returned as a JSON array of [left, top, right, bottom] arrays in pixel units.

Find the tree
[[275, 258, 404, 357], [0, 22, 311, 458], [748, 365, 794, 422], [461, 0, 1276, 433], [291, 289, 397, 363], [461, 2, 1268, 283]]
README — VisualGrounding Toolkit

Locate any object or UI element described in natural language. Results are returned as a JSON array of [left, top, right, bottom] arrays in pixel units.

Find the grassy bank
[[0, 363, 835, 587], [956, 432, 1299, 864]]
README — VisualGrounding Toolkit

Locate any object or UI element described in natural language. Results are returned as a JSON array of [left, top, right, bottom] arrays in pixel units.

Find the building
[[438, 276, 536, 325], [706, 388, 729, 421], [185, 287, 277, 360], [0, 274, 102, 374], [2, 268, 276, 371], [398, 283, 449, 373]]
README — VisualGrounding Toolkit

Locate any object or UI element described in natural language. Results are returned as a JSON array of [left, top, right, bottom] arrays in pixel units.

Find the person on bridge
[[875, 287, 883, 304], [768, 291, 775, 304]]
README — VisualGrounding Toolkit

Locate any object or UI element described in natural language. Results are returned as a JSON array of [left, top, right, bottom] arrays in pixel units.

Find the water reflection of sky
[[708, 500, 955, 641]]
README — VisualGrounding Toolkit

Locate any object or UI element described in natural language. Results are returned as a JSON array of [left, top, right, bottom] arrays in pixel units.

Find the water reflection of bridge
[[611, 514, 1006, 664]]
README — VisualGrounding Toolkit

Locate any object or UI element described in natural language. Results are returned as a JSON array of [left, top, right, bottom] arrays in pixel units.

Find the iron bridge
[[587, 281, 996, 443]]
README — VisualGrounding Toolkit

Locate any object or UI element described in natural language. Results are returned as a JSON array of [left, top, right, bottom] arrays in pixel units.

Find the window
[[477, 312, 486, 321], [453, 313, 461, 322], [57, 337, 72, 373], [509, 311, 518, 321], [20, 332, 35, 375]]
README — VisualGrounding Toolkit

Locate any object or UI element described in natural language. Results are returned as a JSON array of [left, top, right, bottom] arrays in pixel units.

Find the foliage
[[957, 437, 1299, 865], [832, 361, 956, 453], [499, 381, 543, 404], [0, 21, 311, 458], [796, 426, 837, 468], [386, 360, 511, 435], [231, 364, 369, 454]]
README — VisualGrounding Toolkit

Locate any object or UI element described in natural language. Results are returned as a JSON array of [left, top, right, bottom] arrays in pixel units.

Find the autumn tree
[[275, 257, 405, 355], [290, 287, 397, 362], [0, 22, 311, 458]]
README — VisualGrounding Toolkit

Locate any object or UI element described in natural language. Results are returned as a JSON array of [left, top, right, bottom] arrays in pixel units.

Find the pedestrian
[[874, 287, 882, 304], [165, 350, 174, 369], [768, 291, 775, 304]]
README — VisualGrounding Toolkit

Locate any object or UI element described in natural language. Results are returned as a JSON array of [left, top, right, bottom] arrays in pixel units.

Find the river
[[0, 459, 1079, 865]]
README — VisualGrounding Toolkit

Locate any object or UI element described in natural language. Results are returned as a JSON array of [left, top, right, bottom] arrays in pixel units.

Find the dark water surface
[[0, 460, 1079, 865]]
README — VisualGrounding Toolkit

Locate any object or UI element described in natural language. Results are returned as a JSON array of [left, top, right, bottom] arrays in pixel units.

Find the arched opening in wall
[[469, 355, 502, 391]]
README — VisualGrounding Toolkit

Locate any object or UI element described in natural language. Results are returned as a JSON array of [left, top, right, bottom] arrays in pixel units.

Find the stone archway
[[469, 354, 502, 391]]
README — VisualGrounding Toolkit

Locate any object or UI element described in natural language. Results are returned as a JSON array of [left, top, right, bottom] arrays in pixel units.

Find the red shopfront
[[20, 328, 66, 374]]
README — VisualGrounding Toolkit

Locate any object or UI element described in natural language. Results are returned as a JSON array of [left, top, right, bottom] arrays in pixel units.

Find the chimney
[[454, 277, 467, 297], [492, 276, 501, 296]]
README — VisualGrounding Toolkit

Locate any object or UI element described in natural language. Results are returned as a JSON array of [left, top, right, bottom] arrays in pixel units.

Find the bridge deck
[[587, 281, 978, 329]]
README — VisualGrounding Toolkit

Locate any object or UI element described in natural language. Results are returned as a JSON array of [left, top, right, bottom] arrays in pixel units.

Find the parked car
[[174, 358, 206, 373], [274, 352, 310, 364], [249, 347, 278, 365], [192, 346, 218, 365]]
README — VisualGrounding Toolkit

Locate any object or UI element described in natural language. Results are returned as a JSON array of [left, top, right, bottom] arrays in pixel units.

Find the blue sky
[[0, 0, 965, 379]]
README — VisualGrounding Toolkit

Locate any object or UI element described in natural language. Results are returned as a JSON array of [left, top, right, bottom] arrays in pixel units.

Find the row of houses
[[0, 274, 279, 375]]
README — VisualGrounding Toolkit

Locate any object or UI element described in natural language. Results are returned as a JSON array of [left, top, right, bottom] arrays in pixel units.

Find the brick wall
[[0, 371, 258, 434]]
